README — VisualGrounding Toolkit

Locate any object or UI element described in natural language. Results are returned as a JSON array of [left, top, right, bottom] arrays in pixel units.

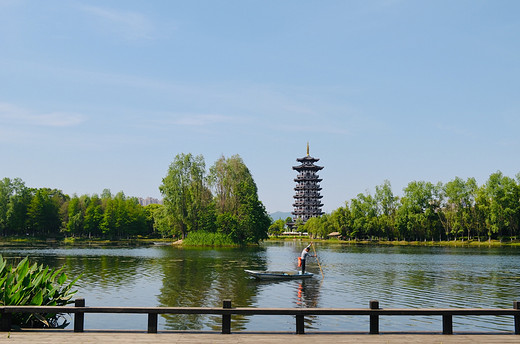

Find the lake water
[[2, 241, 520, 333]]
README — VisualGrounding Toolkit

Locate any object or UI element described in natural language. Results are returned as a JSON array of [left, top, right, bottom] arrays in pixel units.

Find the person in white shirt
[[300, 243, 314, 274]]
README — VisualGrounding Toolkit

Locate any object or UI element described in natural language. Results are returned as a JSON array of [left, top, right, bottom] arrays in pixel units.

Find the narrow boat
[[244, 269, 313, 280]]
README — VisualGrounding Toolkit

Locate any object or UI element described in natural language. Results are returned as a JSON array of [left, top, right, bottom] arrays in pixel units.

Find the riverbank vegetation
[[2, 165, 519, 246], [0, 153, 270, 246], [273, 171, 520, 243], [0, 179, 156, 240], [159, 154, 270, 245]]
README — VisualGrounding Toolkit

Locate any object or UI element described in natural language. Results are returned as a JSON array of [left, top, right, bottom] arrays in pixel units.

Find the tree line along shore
[[1, 156, 519, 245], [272, 171, 520, 243], [0, 153, 270, 246]]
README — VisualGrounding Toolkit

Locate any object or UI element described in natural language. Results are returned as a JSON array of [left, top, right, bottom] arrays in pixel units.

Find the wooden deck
[[3, 331, 520, 344]]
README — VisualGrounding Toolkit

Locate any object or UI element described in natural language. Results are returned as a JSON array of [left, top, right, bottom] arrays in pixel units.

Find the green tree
[[330, 204, 351, 238], [152, 204, 177, 238], [215, 212, 239, 239], [441, 177, 477, 240], [303, 216, 321, 238], [100, 191, 147, 239], [294, 218, 305, 233], [396, 181, 440, 241], [375, 180, 397, 240], [27, 188, 65, 236], [269, 219, 285, 236], [236, 180, 270, 243], [209, 155, 247, 215], [209, 155, 270, 244], [123, 196, 147, 237], [65, 195, 84, 237], [305, 214, 333, 239], [6, 179, 31, 235], [0, 178, 13, 235], [84, 195, 103, 238], [143, 203, 162, 237], [160, 154, 211, 238], [100, 193, 117, 238], [0, 178, 30, 235], [479, 171, 519, 241], [350, 193, 378, 239]]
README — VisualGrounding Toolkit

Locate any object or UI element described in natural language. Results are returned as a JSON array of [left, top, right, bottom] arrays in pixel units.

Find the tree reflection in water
[[157, 246, 266, 331]]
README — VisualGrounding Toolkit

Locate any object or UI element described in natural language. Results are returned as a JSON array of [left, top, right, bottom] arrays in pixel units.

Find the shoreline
[[267, 237, 520, 248], [0, 237, 171, 248], [1, 236, 520, 248]]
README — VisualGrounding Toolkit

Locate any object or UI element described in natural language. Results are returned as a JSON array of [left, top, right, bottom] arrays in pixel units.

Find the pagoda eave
[[294, 177, 322, 182], [293, 165, 323, 171], [296, 156, 320, 163]]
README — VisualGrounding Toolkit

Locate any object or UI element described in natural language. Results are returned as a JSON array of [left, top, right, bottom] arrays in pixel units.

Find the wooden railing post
[[74, 298, 85, 332], [514, 301, 520, 334], [296, 314, 305, 334], [147, 313, 158, 333], [222, 300, 231, 334], [1, 309, 12, 332], [442, 314, 453, 334], [369, 300, 379, 334]]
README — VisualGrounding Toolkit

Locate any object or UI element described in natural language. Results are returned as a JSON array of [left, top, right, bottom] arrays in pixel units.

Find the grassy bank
[[3, 235, 520, 248], [0, 236, 175, 247], [267, 236, 520, 247], [182, 231, 238, 247]]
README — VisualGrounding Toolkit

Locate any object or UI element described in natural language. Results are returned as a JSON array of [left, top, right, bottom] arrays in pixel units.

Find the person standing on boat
[[299, 243, 314, 274]]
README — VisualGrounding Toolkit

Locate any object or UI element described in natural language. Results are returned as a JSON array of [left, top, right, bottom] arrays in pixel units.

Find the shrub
[[183, 231, 236, 246], [0, 255, 80, 328]]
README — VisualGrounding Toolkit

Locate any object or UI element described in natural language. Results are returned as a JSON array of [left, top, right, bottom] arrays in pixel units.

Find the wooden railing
[[1, 299, 520, 335]]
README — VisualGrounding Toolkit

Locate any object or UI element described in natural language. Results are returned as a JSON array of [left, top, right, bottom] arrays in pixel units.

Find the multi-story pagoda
[[292, 143, 324, 224]]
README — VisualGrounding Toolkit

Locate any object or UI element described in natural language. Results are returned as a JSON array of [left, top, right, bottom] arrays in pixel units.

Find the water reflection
[[157, 246, 266, 331], [1, 243, 520, 332]]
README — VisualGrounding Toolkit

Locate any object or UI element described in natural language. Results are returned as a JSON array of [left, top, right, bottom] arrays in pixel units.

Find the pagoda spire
[[306, 142, 309, 156]]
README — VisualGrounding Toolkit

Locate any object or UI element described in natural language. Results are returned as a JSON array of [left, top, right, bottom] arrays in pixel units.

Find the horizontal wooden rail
[[1, 299, 520, 335]]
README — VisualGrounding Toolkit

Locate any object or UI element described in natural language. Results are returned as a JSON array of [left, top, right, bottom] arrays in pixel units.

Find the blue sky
[[1, 0, 519, 213]]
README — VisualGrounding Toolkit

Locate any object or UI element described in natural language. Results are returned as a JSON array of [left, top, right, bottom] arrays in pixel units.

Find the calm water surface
[[2, 241, 520, 332]]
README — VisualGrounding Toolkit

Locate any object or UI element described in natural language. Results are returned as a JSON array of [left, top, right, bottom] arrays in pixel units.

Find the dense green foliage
[[304, 172, 520, 242], [159, 154, 270, 244], [0, 152, 271, 245], [268, 217, 293, 236], [159, 154, 213, 239], [0, 178, 154, 239], [0, 255, 79, 328], [2, 167, 519, 244]]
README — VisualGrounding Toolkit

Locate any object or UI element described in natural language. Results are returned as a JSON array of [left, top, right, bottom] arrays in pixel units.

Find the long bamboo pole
[[311, 243, 324, 279]]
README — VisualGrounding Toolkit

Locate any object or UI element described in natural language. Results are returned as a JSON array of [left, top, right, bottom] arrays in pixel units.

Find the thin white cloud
[[0, 102, 86, 127], [79, 4, 157, 40]]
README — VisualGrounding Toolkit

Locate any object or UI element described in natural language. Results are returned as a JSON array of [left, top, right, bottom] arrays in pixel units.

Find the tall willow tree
[[160, 154, 212, 239], [208, 155, 270, 244]]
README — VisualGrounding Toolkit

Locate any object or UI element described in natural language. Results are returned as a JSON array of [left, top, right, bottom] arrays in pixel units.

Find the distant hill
[[269, 211, 292, 221]]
